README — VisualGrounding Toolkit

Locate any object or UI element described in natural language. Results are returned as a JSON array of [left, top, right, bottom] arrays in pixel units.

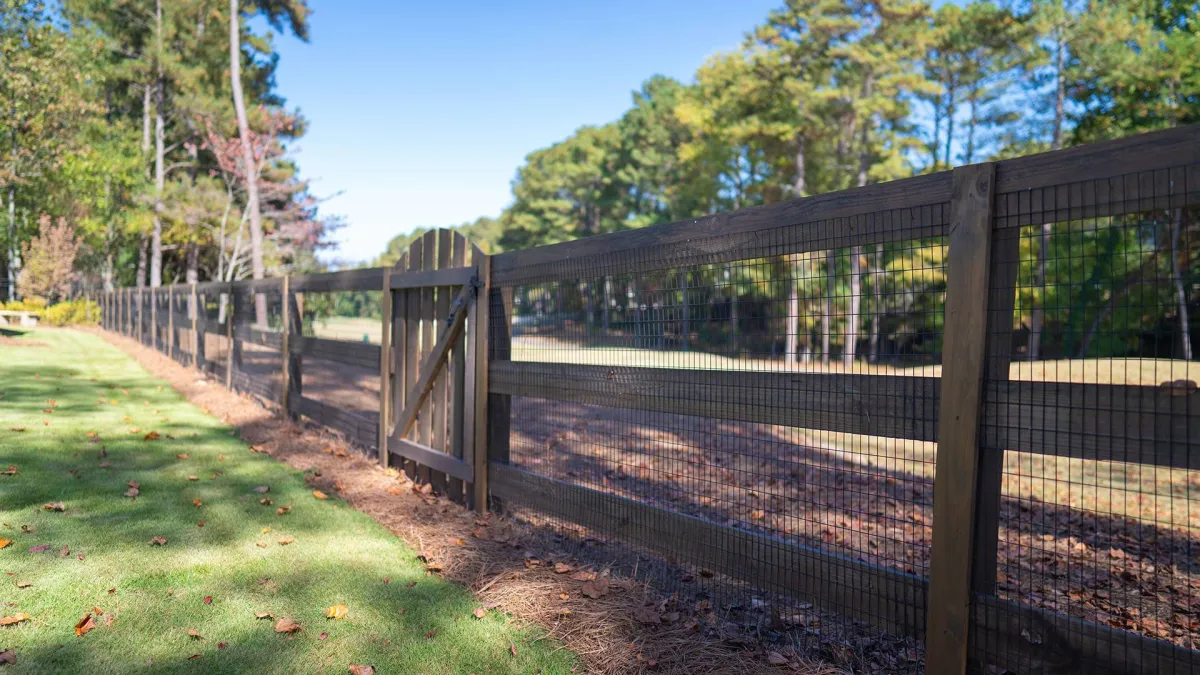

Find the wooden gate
[[380, 229, 489, 511]]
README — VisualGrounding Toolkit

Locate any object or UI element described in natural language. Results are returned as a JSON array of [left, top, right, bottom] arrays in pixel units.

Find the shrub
[[42, 299, 100, 327], [4, 297, 48, 313]]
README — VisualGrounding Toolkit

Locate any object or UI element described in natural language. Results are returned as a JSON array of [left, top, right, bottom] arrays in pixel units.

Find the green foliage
[[42, 299, 101, 326], [3, 296, 48, 312]]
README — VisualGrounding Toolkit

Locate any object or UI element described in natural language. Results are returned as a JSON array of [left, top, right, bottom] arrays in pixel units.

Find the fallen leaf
[[312, 490, 328, 500], [188, 654, 201, 661], [406, 581, 417, 588], [274, 617, 301, 634], [75, 614, 96, 636], [187, 629, 203, 639], [124, 486, 139, 498], [193, 499, 202, 508], [318, 632, 328, 640], [633, 605, 661, 624], [105, 614, 113, 627], [767, 651, 789, 666], [197, 520, 205, 527], [472, 608, 486, 619], [326, 604, 348, 620], [348, 666, 375, 675], [260, 527, 270, 534], [510, 642, 518, 657], [217, 641, 227, 649], [0, 649, 14, 664], [259, 498, 273, 505], [425, 630, 437, 639], [255, 612, 273, 620], [254, 486, 270, 494], [553, 562, 572, 574], [28, 545, 49, 553], [559, 593, 569, 600], [107, 588, 115, 595], [176, 453, 189, 460], [255, 541, 267, 548], [278, 536, 295, 546], [0, 465, 16, 476], [15, 581, 31, 589], [570, 570, 596, 582], [149, 536, 167, 546], [59, 545, 69, 557], [143, 431, 160, 441], [582, 578, 610, 599], [0, 613, 30, 626], [276, 506, 291, 516], [8, 427, 25, 432], [187, 475, 198, 481], [43, 502, 65, 512], [0, 538, 11, 550], [203, 596, 212, 605]]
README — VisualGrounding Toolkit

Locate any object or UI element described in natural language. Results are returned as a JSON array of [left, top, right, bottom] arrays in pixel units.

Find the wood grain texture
[[490, 362, 940, 442], [418, 230, 436, 484], [470, 246, 490, 512], [379, 267, 392, 467], [403, 241, 422, 480], [390, 439, 474, 483], [289, 267, 385, 293], [392, 283, 472, 442], [431, 228, 453, 495], [389, 266, 474, 289], [448, 233, 468, 503], [926, 162, 998, 675]]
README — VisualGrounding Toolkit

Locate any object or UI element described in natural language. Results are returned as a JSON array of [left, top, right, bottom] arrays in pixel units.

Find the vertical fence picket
[[403, 239, 423, 482], [448, 232, 467, 504]]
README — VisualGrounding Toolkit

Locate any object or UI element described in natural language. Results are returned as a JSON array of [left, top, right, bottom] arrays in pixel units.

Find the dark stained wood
[[289, 267, 385, 293], [379, 267, 392, 467], [390, 439, 474, 483], [448, 232, 468, 504], [392, 283, 472, 443], [389, 266, 475, 290], [402, 241, 422, 480], [486, 286, 512, 472], [431, 229, 453, 495], [418, 230, 437, 484], [926, 162, 998, 675], [225, 285, 234, 388], [190, 284, 200, 370], [289, 335, 382, 369], [233, 325, 282, 350], [469, 246, 490, 513], [281, 276, 293, 415], [489, 463, 927, 637], [490, 362, 940, 442]]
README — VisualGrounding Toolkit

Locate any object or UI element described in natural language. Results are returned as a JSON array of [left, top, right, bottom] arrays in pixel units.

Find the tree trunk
[[151, 71, 165, 288], [844, 75, 872, 368], [136, 237, 148, 289], [602, 276, 611, 334], [142, 83, 152, 154], [6, 185, 16, 301], [680, 269, 689, 351], [230, 0, 267, 326], [869, 243, 884, 363], [822, 248, 834, 364], [786, 135, 806, 365], [1030, 36, 1066, 361], [1172, 208, 1193, 360]]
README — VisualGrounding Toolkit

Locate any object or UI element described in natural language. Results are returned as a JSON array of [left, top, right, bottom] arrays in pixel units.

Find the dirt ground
[[98, 329, 889, 675]]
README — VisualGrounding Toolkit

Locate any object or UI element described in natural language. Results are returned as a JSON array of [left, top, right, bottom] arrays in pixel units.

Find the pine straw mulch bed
[[94, 329, 859, 675]]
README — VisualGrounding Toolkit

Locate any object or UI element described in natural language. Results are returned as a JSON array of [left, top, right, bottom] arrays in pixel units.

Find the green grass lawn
[[0, 329, 576, 674]]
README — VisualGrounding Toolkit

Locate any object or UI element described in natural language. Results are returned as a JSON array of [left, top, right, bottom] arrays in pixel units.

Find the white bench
[[0, 310, 39, 327]]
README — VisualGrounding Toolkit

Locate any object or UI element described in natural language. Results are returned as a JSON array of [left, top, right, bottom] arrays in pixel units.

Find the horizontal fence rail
[[95, 124, 1200, 675]]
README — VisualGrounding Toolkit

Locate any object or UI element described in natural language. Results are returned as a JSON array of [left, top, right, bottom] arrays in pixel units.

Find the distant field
[[310, 316, 381, 343]]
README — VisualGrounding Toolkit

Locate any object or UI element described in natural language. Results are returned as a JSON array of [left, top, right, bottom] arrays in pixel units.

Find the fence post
[[379, 268, 392, 466], [925, 162, 998, 675], [484, 271, 510, 510], [472, 250, 492, 513], [167, 286, 174, 359], [150, 287, 157, 351], [281, 276, 302, 418], [225, 283, 234, 389], [190, 283, 199, 370]]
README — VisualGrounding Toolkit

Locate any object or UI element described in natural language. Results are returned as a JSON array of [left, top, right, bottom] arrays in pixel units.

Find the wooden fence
[[99, 124, 1200, 675]]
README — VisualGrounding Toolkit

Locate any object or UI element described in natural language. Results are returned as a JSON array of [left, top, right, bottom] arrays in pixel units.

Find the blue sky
[[268, 0, 781, 265]]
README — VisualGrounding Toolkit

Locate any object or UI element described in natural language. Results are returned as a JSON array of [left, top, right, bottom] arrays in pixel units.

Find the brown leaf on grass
[[143, 431, 160, 441], [15, 581, 31, 589], [104, 614, 114, 627], [217, 641, 227, 649], [127, 481, 139, 489], [124, 487, 139, 498], [176, 453, 189, 460], [553, 562, 572, 574], [312, 490, 328, 500], [472, 608, 486, 619], [254, 486, 270, 494], [325, 604, 348, 620], [559, 593, 569, 600], [255, 612, 273, 620], [1, 465, 16, 476], [633, 605, 661, 624], [278, 536, 295, 546], [510, 642, 518, 657], [0, 649, 14, 664], [59, 545, 69, 557], [259, 498, 273, 505], [8, 427, 25, 432], [28, 544, 49, 553], [74, 614, 96, 636], [107, 588, 116, 595], [187, 475, 199, 482], [203, 596, 213, 605], [42, 502, 65, 512], [255, 541, 267, 548], [276, 506, 291, 516], [0, 538, 11, 550], [274, 617, 301, 634], [424, 630, 437, 639], [348, 666, 375, 675], [149, 536, 167, 546], [193, 499, 202, 508], [197, 521, 205, 528], [0, 613, 30, 626], [188, 654, 201, 661], [187, 629, 203, 639], [318, 632, 328, 640], [581, 578, 610, 599]]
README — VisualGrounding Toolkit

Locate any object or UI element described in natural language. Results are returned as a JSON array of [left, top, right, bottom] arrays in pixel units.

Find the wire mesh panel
[[229, 281, 284, 406], [489, 205, 949, 669], [974, 164, 1200, 672]]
